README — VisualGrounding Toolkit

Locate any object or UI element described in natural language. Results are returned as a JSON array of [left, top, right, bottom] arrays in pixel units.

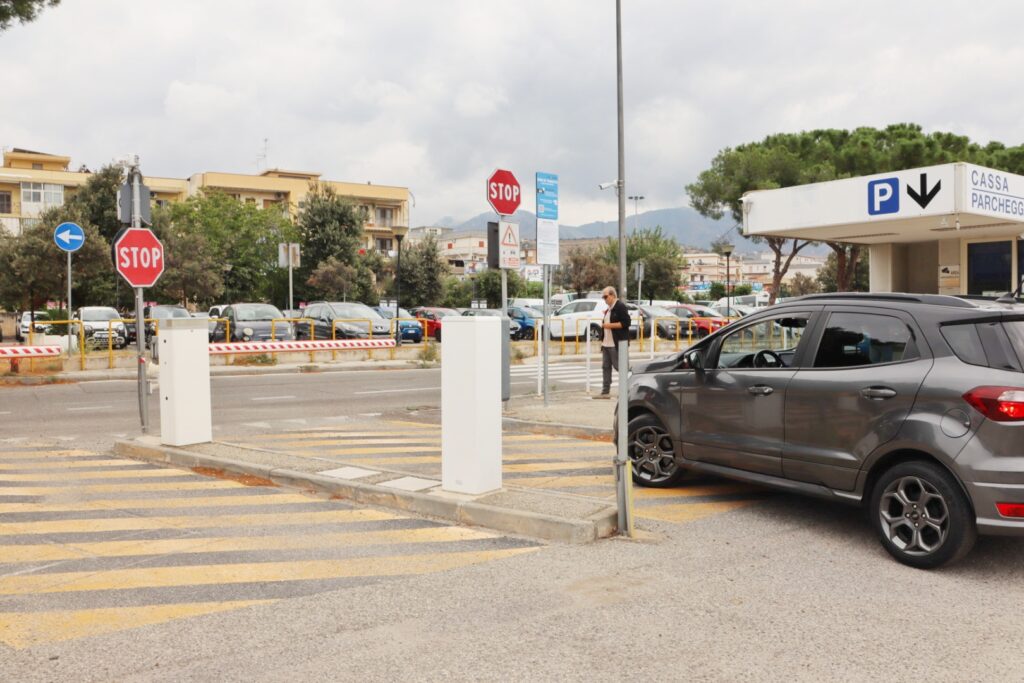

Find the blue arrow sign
[[53, 222, 85, 253]]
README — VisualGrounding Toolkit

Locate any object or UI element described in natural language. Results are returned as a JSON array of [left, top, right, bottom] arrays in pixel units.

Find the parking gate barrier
[[26, 320, 86, 371], [271, 318, 314, 361], [208, 339, 395, 354]]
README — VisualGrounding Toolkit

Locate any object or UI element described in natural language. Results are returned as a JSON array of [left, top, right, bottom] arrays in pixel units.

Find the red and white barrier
[[207, 339, 396, 355], [0, 345, 63, 358]]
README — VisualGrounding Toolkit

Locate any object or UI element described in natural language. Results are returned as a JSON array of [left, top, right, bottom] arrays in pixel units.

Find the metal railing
[[25, 320, 85, 371]]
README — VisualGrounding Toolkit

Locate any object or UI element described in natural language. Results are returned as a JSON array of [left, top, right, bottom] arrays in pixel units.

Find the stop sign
[[114, 228, 165, 288], [486, 169, 521, 216]]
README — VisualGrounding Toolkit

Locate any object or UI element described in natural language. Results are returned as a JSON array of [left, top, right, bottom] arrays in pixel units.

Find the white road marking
[[0, 411, 10, 416], [67, 405, 112, 412], [358, 412, 382, 417], [242, 422, 272, 428], [250, 395, 296, 402]]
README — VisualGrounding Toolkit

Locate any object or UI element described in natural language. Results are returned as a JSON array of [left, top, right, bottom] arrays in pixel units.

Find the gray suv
[[621, 293, 1024, 568]]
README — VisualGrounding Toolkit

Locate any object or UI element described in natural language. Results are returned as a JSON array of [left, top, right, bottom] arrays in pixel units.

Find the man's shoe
[[594, 393, 611, 400]]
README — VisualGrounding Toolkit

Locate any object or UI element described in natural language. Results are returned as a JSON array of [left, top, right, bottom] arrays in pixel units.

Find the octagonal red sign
[[114, 228, 165, 288], [486, 168, 521, 216]]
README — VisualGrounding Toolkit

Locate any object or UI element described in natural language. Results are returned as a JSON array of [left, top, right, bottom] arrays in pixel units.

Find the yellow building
[[0, 148, 410, 253]]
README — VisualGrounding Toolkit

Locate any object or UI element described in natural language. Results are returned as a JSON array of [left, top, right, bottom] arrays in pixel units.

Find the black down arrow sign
[[907, 173, 941, 208]]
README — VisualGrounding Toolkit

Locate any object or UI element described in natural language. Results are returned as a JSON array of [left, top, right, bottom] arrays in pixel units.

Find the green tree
[[556, 245, 615, 296], [473, 268, 524, 308], [157, 227, 223, 306], [708, 282, 726, 301], [818, 252, 869, 292], [399, 237, 448, 307], [732, 283, 752, 296], [603, 226, 684, 300], [0, 222, 63, 314], [294, 183, 365, 301], [307, 257, 359, 301], [152, 191, 294, 305], [787, 272, 822, 297], [66, 164, 123, 243], [440, 275, 472, 308], [0, 0, 59, 32]]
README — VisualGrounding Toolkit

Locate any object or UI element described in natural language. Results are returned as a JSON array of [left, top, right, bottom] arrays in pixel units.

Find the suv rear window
[[1001, 321, 1024, 367], [940, 324, 988, 367], [941, 321, 1024, 372]]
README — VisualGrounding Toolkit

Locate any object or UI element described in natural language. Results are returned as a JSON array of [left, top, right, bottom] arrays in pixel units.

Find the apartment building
[[679, 251, 742, 286], [0, 148, 410, 253], [741, 252, 826, 285]]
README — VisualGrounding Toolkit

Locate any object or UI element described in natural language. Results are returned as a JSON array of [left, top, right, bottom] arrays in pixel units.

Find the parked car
[[73, 306, 127, 349], [207, 304, 228, 341], [620, 292, 1024, 568], [372, 306, 424, 343], [210, 303, 294, 343], [460, 309, 522, 339], [16, 310, 49, 343], [669, 304, 729, 338], [144, 305, 192, 348], [408, 307, 460, 341], [507, 306, 542, 340], [634, 304, 681, 340], [714, 304, 758, 318], [294, 302, 390, 340], [548, 299, 640, 341]]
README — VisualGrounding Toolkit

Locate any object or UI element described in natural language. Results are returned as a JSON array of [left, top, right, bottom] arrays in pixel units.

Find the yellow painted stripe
[[342, 453, 609, 467], [509, 474, 614, 489], [0, 508, 399, 536], [0, 492, 322, 515], [0, 450, 95, 458], [0, 459, 146, 471], [1, 526, 500, 563], [1, 480, 242, 496], [320, 446, 441, 456], [503, 461, 612, 473], [0, 600, 274, 649], [637, 500, 760, 523], [271, 438, 441, 449], [633, 483, 765, 499], [0, 468, 188, 481], [383, 420, 443, 430], [0, 547, 538, 595]]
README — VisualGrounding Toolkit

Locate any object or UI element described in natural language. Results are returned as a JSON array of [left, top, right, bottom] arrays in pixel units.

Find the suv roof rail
[[790, 292, 978, 308]]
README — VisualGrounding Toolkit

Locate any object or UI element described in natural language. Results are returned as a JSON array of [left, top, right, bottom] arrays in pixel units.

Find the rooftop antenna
[[256, 138, 268, 172]]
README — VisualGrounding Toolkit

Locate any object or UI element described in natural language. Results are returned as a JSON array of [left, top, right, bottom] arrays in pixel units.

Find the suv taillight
[[963, 386, 1024, 422]]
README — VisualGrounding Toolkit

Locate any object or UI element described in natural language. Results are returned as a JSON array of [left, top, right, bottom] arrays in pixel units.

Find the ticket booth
[[740, 163, 1024, 296]]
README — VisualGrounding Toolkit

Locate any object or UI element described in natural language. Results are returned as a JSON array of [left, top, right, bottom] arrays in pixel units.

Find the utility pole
[[628, 195, 644, 232]]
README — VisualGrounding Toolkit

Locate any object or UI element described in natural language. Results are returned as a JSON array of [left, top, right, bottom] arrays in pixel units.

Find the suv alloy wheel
[[628, 414, 688, 487], [869, 461, 977, 569]]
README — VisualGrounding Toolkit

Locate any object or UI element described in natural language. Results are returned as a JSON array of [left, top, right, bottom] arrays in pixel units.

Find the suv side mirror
[[683, 349, 705, 373]]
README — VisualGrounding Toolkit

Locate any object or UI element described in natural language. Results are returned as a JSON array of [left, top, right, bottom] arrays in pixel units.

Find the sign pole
[[66, 251, 72, 359], [131, 165, 149, 434], [288, 253, 294, 312], [542, 264, 550, 407]]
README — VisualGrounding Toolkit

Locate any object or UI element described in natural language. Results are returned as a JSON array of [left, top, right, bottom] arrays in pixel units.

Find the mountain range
[[434, 207, 736, 251]]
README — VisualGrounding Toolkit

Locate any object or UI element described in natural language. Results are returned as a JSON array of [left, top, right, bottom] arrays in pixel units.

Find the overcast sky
[[2, 1, 1024, 227]]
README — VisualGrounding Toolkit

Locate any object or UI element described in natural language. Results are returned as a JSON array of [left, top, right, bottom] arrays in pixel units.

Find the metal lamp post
[[627, 194, 644, 231], [722, 243, 734, 315], [393, 224, 408, 344]]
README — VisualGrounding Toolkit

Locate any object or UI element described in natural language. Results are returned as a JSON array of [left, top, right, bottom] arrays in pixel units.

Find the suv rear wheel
[[628, 414, 687, 487], [869, 461, 976, 569]]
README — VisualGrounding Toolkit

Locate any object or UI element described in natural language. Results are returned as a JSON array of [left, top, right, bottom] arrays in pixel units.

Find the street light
[[721, 243, 734, 315], [393, 223, 409, 345], [627, 195, 644, 231]]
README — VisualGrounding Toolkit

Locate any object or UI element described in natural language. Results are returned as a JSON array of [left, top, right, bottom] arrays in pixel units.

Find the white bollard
[[159, 317, 212, 446], [441, 315, 502, 495], [536, 320, 543, 397], [585, 331, 591, 394]]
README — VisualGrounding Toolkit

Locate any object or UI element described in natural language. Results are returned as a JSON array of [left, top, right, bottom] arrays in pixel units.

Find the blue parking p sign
[[868, 178, 900, 215]]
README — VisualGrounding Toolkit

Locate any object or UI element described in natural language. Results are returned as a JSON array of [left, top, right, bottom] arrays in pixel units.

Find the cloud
[[454, 83, 508, 118]]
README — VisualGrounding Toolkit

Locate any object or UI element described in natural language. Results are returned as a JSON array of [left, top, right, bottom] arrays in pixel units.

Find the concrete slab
[[319, 466, 380, 480], [378, 476, 441, 492]]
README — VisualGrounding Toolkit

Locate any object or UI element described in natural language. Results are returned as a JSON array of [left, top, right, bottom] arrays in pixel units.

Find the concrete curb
[[113, 438, 617, 545], [502, 417, 612, 442]]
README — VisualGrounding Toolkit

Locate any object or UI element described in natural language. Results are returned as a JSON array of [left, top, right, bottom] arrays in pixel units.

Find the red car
[[408, 307, 460, 341], [669, 304, 729, 338]]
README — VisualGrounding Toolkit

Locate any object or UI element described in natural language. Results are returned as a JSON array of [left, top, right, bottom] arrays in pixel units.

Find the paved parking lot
[[230, 419, 770, 525]]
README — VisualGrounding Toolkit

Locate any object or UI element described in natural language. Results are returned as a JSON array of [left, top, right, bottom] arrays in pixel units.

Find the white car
[[547, 299, 641, 341], [73, 306, 127, 349], [16, 310, 49, 342]]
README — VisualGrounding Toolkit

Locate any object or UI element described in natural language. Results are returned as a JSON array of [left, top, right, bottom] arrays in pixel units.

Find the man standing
[[597, 286, 630, 399]]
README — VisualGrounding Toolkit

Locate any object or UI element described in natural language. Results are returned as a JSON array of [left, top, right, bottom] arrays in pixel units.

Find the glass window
[[717, 315, 809, 368], [0, 192, 9, 213], [941, 324, 987, 367], [375, 207, 394, 227], [967, 241, 1012, 296], [813, 313, 917, 368]]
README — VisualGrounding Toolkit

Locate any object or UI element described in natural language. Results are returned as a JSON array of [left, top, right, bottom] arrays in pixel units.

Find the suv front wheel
[[869, 460, 977, 569], [628, 414, 687, 488]]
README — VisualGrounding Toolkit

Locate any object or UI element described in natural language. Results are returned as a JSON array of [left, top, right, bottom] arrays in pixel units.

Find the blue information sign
[[53, 222, 85, 253], [536, 172, 559, 220]]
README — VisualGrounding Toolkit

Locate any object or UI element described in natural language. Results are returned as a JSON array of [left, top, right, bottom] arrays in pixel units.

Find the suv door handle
[[861, 387, 897, 400], [748, 385, 774, 396]]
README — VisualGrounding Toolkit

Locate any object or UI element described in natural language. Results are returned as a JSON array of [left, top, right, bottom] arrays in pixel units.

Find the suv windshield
[[81, 308, 119, 321], [235, 304, 283, 322], [21, 311, 48, 322]]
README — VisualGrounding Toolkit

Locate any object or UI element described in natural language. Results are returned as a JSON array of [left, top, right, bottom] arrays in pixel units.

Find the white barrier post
[[441, 316, 501, 495], [159, 317, 212, 446], [536, 320, 542, 397]]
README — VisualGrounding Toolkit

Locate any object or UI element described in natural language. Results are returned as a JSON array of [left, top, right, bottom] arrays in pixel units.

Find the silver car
[[620, 293, 1024, 568]]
